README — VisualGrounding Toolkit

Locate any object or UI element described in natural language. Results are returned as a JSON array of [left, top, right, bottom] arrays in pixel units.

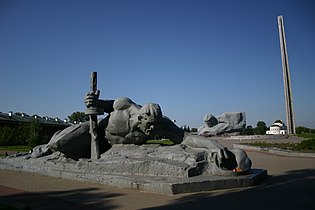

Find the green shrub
[[294, 139, 315, 151]]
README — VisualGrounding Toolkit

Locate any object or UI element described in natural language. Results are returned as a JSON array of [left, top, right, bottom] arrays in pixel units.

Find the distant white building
[[266, 120, 287, 135]]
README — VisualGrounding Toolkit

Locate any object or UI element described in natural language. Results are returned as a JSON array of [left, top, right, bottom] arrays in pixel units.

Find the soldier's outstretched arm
[[182, 134, 237, 170]]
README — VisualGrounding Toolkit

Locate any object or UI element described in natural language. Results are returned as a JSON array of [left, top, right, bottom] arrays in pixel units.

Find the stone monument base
[[0, 144, 267, 195]]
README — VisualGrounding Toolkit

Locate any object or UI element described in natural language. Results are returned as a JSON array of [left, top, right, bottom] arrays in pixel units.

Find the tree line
[[242, 122, 315, 135], [241, 121, 268, 135], [2, 110, 314, 147], [295, 126, 315, 134], [0, 112, 88, 148], [0, 120, 43, 147]]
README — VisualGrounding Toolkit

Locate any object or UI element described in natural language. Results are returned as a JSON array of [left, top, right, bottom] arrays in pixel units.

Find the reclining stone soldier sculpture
[[198, 112, 246, 136], [31, 74, 252, 175]]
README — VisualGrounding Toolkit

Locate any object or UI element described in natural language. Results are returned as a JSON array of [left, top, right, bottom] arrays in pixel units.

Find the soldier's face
[[138, 114, 157, 135], [206, 117, 218, 127]]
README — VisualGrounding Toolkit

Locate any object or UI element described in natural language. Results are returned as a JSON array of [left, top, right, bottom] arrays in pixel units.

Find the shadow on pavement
[[143, 169, 315, 210], [0, 187, 123, 210], [1, 169, 314, 209]]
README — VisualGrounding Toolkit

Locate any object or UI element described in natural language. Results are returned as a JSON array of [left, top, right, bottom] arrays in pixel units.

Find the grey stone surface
[[0, 146, 266, 195], [198, 112, 246, 136], [30, 144, 250, 178], [100, 144, 206, 177]]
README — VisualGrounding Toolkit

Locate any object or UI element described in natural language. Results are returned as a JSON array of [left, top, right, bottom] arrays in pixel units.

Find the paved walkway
[[0, 138, 314, 209]]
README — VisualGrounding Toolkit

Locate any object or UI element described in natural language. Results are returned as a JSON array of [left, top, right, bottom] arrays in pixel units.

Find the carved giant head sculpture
[[137, 103, 162, 135]]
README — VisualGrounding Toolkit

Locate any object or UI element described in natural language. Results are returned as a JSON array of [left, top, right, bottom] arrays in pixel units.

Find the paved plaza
[[0, 138, 314, 209]]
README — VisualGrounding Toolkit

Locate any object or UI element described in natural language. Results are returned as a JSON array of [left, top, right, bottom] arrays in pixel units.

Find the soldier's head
[[137, 103, 162, 135], [204, 114, 218, 127]]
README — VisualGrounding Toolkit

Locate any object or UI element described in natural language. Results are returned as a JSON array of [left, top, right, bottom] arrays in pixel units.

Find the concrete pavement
[[0, 138, 314, 209]]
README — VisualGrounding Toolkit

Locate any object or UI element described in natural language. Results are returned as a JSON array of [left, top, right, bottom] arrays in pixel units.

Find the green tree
[[16, 123, 29, 145], [296, 126, 310, 134], [68, 111, 89, 123], [0, 126, 15, 146], [242, 125, 254, 135], [27, 120, 42, 147], [254, 121, 267, 135], [191, 128, 198, 133]]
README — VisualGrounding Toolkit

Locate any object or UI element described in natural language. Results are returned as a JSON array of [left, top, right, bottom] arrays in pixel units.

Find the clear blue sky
[[1, 0, 314, 128]]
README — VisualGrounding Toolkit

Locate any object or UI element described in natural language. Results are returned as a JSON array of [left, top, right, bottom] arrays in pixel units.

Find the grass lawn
[[0, 145, 32, 152], [0, 145, 32, 157], [242, 138, 315, 152], [297, 133, 315, 139], [146, 139, 174, 145]]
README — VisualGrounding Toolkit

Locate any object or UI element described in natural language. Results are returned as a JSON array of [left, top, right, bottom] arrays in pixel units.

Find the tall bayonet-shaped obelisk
[[277, 15, 295, 134]]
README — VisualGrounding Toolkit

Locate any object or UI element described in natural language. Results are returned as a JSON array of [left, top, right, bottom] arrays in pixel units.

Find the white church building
[[266, 120, 287, 135]]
